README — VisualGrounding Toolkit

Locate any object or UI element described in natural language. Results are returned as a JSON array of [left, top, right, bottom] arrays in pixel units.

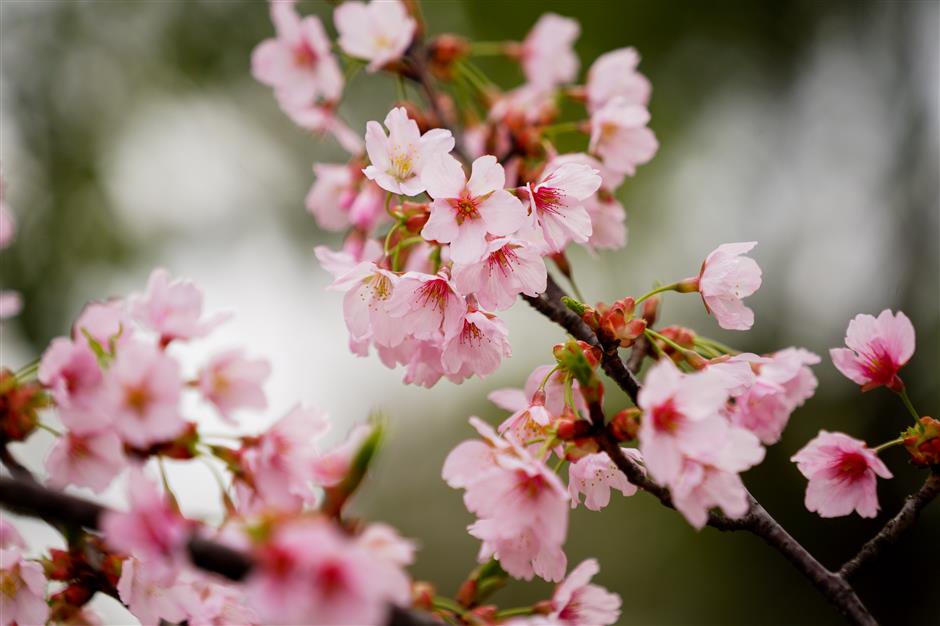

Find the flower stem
[[645, 328, 694, 357], [469, 41, 507, 56], [36, 422, 62, 437], [495, 606, 536, 619], [897, 387, 921, 421], [541, 120, 585, 136], [873, 436, 905, 454], [635, 282, 682, 304], [537, 365, 561, 392]]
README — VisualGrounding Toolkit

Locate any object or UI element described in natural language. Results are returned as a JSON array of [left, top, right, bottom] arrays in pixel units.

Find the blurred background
[[1, 1, 937, 624]]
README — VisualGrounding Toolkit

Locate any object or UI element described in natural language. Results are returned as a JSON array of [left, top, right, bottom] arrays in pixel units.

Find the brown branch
[[0, 475, 438, 626], [839, 468, 940, 579], [527, 278, 877, 625]]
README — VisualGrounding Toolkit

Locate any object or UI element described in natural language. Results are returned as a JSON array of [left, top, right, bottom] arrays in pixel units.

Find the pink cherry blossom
[[498, 391, 554, 446], [178, 575, 257, 626], [363, 107, 455, 196], [45, 430, 126, 493], [356, 523, 417, 567], [490, 364, 587, 418], [387, 271, 466, 341], [421, 154, 527, 263], [310, 423, 372, 487], [376, 336, 448, 388], [829, 309, 915, 392], [334, 0, 416, 73], [489, 84, 557, 126], [239, 405, 330, 511], [696, 241, 763, 331], [567, 451, 638, 511], [520, 13, 580, 89], [441, 309, 512, 381], [251, 0, 343, 109], [637, 360, 737, 486], [198, 349, 270, 422], [545, 559, 622, 626], [315, 237, 384, 280], [728, 348, 820, 444], [72, 299, 132, 350], [108, 340, 186, 448], [0, 291, 21, 320], [589, 97, 658, 176], [101, 470, 190, 577], [525, 162, 601, 252], [0, 519, 25, 550], [791, 431, 892, 518], [247, 518, 410, 625], [0, 548, 49, 626], [669, 425, 764, 529], [330, 262, 405, 348], [443, 417, 569, 582], [452, 237, 547, 311], [39, 338, 114, 434], [306, 164, 385, 232], [130, 268, 231, 345], [285, 103, 365, 154], [586, 47, 652, 113], [117, 557, 191, 626], [545, 153, 626, 251]]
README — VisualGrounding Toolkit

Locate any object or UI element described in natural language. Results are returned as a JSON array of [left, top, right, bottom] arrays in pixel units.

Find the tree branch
[[839, 468, 940, 579], [526, 277, 878, 626], [0, 475, 437, 626]]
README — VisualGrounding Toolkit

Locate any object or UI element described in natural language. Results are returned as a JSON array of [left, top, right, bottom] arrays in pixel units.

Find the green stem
[[384, 222, 400, 256], [456, 59, 491, 95], [384, 192, 394, 218], [541, 120, 585, 136], [495, 606, 536, 619], [432, 596, 466, 615], [645, 328, 694, 357], [897, 387, 921, 421], [563, 374, 576, 412], [537, 365, 561, 392], [469, 41, 507, 56], [873, 436, 905, 454], [695, 336, 740, 356], [36, 422, 62, 437], [635, 282, 682, 304]]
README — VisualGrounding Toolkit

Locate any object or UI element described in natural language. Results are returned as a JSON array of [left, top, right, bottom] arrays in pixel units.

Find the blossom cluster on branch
[[0, 1, 937, 625]]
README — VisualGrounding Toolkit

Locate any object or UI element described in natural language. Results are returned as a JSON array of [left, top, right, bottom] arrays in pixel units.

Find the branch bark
[[526, 275, 879, 626]]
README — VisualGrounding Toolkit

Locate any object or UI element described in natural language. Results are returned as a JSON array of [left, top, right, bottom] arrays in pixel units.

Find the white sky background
[[1, 2, 938, 623]]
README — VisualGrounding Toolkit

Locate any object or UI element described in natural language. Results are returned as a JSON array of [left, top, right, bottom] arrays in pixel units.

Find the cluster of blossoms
[[1, 1, 936, 625]]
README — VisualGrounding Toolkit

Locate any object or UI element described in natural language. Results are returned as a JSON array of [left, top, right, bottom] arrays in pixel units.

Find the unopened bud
[[556, 418, 593, 441], [411, 581, 436, 610], [608, 408, 641, 442], [904, 416, 940, 466], [642, 296, 660, 326]]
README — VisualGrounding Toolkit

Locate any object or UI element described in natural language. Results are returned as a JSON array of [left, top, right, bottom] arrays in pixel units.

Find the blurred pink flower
[[791, 431, 892, 518], [45, 430, 126, 493], [130, 268, 231, 346], [39, 338, 113, 434], [251, 0, 343, 109], [521, 13, 580, 89], [0, 548, 49, 626], [586, 47, 651, 113], [334, 0, 416, 72], [588, 97, 658, 176], [830, 309, 915, 392], [547, 559, 622, 626], [198, 349, 270, 422]]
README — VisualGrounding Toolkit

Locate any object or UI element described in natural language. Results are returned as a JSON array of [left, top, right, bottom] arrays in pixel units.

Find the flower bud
[[411, 581, 436, 610], [903, 416, 940, 467], [608, 408, 641, 442], [428, 34, 469, 80], [0, 369, 49, 442], [642, 296, 660, 326], [556, 418, 593, 441]]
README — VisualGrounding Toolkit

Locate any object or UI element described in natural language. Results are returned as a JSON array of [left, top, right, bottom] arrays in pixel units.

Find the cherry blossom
[[377, 336, 448, 388], [791, 431, 892, 518], [452, 236, 547, 311], [0, 291, 21, 320], [443, 417, 569, 582], [421, 154, 527, 263], [357, 523, 417, 568], [637, 360, 733, 486], [520, 13, 580, 89], [238, 405, 330, 511], [285, 104, 365, 154], [498, 391, 554, 446], [178, 576, 257, 626], [0, 548, 49, 626], [45, 429, 127, 493], [567, 451, 638, 511], [544, 559, 622, 626], [38, 338, 113, 434], [101, 470, 190, 577], [490, 364, 587, 417], [830, 309, 915, 392], [198, 349, 270, 422], [247, 518, 410, 625], [441, 309, 512, 381], [310, 423, 373, 487], [695, 241, 763, 331], [116, 558, 191, 626], [586, 47, 651, 113], [251, 0, 343, 110], [108, 340, 186, 448], [307, 163, 384, 232], [588, 97, 658, 176], [525, 161, 601, 252], [130, 268, 230, 345], [72, 300, 132, 350], [363, 107, 455, 196], [330, 262, 405, 349], [0, 519, 25, 550], [387, 271, 466, 341], [334, 0, 417, 73]]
